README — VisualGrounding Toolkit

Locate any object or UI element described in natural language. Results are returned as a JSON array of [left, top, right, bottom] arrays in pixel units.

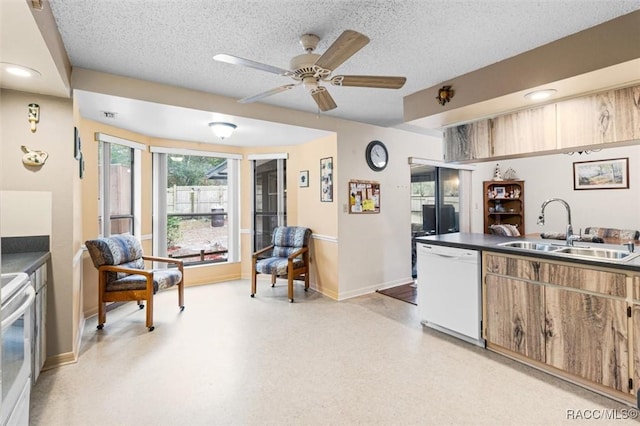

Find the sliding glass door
[[411, 165, 460, 235], [410, 163, 461, 277], [252, 158, 287, 252]]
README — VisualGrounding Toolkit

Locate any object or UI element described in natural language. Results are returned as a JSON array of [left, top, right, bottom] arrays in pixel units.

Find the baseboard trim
[[42, 351, 77, 371], [338, 277, 414, 301]]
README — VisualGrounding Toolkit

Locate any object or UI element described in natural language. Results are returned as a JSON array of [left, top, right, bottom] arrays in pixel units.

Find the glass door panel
[[410, 164, 460, 277], [253, 159, 286, 252]]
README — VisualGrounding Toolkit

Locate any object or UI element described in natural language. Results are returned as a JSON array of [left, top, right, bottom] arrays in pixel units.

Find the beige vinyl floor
[[30, 279, 639, 425]]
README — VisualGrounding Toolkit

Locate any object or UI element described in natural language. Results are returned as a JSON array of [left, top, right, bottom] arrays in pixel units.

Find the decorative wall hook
[[436, 85, 454, 106], [21, 145, 48, 167], [28, 103, 40, 132]]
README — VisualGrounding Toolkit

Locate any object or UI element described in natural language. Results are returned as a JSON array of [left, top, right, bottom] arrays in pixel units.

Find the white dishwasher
[[416, 242, 484, 347]]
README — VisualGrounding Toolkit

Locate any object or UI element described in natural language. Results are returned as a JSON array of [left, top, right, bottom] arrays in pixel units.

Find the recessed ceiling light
[[524, 89, 557, 101], [1, 63, 41, 78]]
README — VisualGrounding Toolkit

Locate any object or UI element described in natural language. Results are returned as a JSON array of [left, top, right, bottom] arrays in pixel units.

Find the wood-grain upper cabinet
[[545, 287, 628, 392], [443, 119, 491, 162], [556, 85, 640, 149], [484, 252, 631, 395], [491, 104, 556, 157]]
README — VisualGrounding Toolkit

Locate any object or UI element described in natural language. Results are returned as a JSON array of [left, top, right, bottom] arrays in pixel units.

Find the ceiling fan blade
[[314, 30, 369, 71], [311, 88, 337, 112], [331, 75, 407, 89], [239, 84, 296, 104], [214, 54, 291, 76]]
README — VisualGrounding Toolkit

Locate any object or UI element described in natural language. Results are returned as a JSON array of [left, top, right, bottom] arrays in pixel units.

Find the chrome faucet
[[538, 198, 577, 246]]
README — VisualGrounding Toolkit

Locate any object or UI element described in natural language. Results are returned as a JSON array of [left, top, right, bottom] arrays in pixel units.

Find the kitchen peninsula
[[416, 232, 640, 406]]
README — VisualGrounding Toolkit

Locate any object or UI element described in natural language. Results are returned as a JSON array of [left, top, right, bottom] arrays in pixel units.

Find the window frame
[[151, 146, 241, 264], [96, 133, 144, 237]]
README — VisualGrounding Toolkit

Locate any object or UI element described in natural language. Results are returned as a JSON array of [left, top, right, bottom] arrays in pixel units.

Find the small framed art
[[299, 170, 309, 187]]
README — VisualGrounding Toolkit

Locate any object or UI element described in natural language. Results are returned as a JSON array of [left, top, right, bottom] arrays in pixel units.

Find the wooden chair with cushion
[[85, 234, 184, 331], [251, 226, 312, 302]]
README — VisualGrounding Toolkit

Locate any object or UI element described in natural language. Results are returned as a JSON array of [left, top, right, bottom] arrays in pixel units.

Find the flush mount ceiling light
[[208, 122, 237, 140], [524, 89, 557, 101], [1, 62, 41, 78]]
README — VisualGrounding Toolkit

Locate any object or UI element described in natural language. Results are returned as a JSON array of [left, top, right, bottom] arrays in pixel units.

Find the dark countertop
[[416, 232, 640, 272], [2, 251, 51, 275]]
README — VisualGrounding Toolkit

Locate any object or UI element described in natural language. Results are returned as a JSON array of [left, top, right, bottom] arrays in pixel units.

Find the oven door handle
[[1, 286, 35, 331]]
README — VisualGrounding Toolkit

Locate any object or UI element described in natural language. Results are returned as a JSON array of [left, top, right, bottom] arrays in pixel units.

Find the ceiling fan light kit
[[214, 30, 407, 112]]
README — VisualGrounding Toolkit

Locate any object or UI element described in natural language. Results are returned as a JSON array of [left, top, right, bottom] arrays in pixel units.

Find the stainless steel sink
[[498, 241, 558, 251], [553, 246, 636, 260], [498, 241, 639, 262]]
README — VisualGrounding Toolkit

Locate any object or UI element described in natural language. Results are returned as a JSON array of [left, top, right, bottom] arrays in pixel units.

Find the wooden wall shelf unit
[[483, 180, 525, 235]]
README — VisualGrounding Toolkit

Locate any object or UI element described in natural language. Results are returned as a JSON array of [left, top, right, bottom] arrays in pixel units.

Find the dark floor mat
[[376, 283, 417, 305]]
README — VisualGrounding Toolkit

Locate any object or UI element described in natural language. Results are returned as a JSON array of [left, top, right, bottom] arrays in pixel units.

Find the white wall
[[0, 191, 52, 236], [470, 143, 640, 237], [1, 89, 79, 361], [336, 122, 443, 299]]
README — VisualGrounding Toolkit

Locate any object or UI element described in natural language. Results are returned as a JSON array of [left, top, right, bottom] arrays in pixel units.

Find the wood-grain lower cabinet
[[484, 252, 632, 398], [545, 287, 628, 392], [633, 276, 640, 396], [485, 275, 545, 362]]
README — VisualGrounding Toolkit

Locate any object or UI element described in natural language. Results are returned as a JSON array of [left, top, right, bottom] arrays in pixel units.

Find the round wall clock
[[365, 140, 388, 171]]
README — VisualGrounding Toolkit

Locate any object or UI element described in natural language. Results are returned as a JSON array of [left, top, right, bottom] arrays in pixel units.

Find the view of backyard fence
[[166, 185, 229, 263]]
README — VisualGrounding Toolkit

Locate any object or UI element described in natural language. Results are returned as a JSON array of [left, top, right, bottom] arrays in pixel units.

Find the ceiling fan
[[213, 30, 407, 112]]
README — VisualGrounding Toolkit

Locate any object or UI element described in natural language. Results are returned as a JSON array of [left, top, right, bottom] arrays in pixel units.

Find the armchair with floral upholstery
[[85, 234, 184, 331], [251, 226, 312, 302]]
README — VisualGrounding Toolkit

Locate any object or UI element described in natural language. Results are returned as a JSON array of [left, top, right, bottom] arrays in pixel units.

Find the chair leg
[[288, 274, 294, 303], [271, 273, 276, 287], [304, 270, 309, 292], [251, 268, 257, 298], [97, 273, 106, 330], [146, 293, 154, 331], [178, 279, 185, 311], [97, 299, 106, 330]]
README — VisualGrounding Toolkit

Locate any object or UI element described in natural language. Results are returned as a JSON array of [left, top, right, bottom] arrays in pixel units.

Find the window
[[96, 133, 144, 237], [152, 147, 240, 266]]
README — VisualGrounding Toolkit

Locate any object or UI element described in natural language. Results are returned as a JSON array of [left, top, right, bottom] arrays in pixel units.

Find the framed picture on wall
[[573, 157, 629, 190], [320, 157, 333, 202], [299, 170, 309, 187], [79, 151, 85, 179], [74, 127, 82, 160]]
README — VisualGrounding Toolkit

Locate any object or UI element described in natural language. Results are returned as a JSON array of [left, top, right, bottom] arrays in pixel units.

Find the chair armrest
[[252, 245, 274, 259], [287, 246, 308, 260], [143, 255, 184, 266], [98, 264, 153, 278], [143, 255, 184, 274]]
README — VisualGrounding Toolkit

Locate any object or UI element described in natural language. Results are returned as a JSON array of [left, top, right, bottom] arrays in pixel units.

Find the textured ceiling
[[47, 0, 640, 130]]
